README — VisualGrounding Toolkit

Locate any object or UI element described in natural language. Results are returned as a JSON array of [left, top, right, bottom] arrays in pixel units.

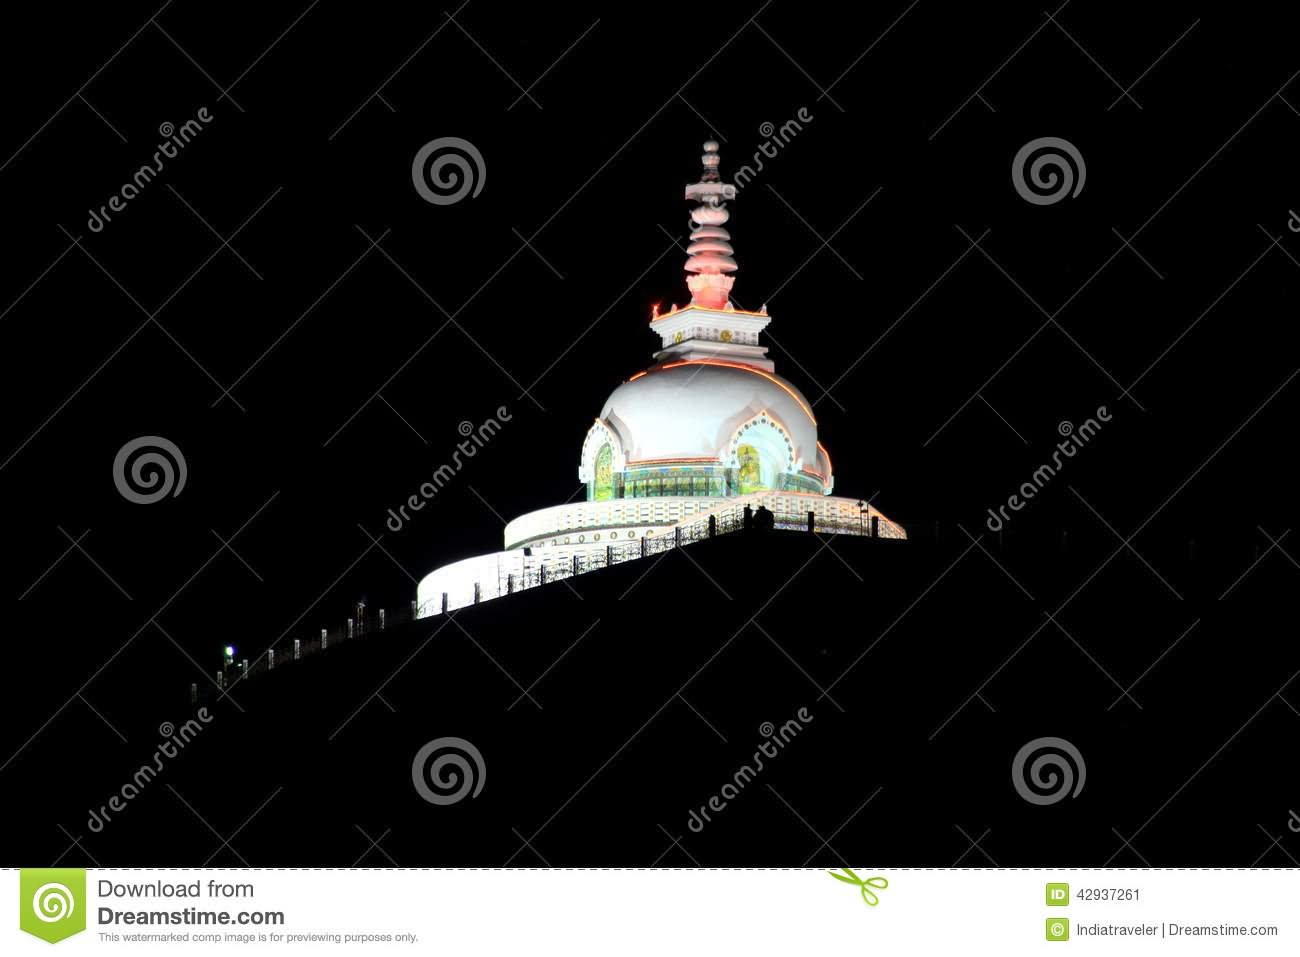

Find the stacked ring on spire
[[684, 141, 738, 309]]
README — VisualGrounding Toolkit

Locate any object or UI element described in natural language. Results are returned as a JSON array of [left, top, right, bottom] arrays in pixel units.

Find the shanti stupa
[[416, 142, 904, 616]]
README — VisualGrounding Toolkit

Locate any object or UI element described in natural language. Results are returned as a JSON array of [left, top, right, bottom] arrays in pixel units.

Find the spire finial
[[700, 139, 721, 182], [684, 140, 737, 310]]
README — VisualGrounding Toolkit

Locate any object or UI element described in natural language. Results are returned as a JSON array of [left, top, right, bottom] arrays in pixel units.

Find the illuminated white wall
[[419, 493, 905, 619], [504, 497, 727, 550]]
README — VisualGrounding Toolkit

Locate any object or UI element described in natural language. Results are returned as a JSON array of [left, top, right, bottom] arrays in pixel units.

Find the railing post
[[473, 582, 481, 604], [216, 669, 224, 690], [268, 648, 275, 671], [708, 515, 717, 538], [410, 599, 418, 619], [540, 565, 547, 584], [606, 545, 613, 565], [507, 573, 514, 595], [572, 555, 579, 576], [294, 639, 301, 660], [379, 608, 386, 630], [871, 515, 879, 538], [442, 592, 449, 613], [190, 682, 198, 704], [807, 510, 815, 533], [675, 526, 682, 547], [347, 618, 354, 639], [321, 628, 328, 651], [640, 537, 647, 558]]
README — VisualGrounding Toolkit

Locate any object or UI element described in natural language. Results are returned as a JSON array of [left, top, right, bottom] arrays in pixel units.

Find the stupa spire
[[684, 140, 738, 309]]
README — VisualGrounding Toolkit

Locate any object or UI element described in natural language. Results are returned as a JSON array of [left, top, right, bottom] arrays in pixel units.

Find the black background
[[1, 0, 1298, 866]]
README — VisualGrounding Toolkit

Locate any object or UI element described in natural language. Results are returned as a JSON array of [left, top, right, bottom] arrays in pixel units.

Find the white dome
[[598, 362, 826, 478]]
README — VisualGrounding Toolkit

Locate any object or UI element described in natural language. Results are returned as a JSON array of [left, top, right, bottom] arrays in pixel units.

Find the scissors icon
[[828, 868, 889, 906]]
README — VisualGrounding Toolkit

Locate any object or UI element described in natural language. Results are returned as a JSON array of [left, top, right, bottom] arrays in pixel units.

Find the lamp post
[[857, 500, 866, 535]]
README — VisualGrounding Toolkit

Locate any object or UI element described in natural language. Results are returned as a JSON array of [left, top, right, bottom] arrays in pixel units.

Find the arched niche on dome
[[724, 411, 797, 494], [592, 445, 615, 501], [578, 420, 625, 499], [814, 442, 835, 495]]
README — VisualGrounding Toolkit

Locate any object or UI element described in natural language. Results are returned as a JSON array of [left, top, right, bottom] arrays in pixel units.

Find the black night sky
[[1, 0, 1298, 866]]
